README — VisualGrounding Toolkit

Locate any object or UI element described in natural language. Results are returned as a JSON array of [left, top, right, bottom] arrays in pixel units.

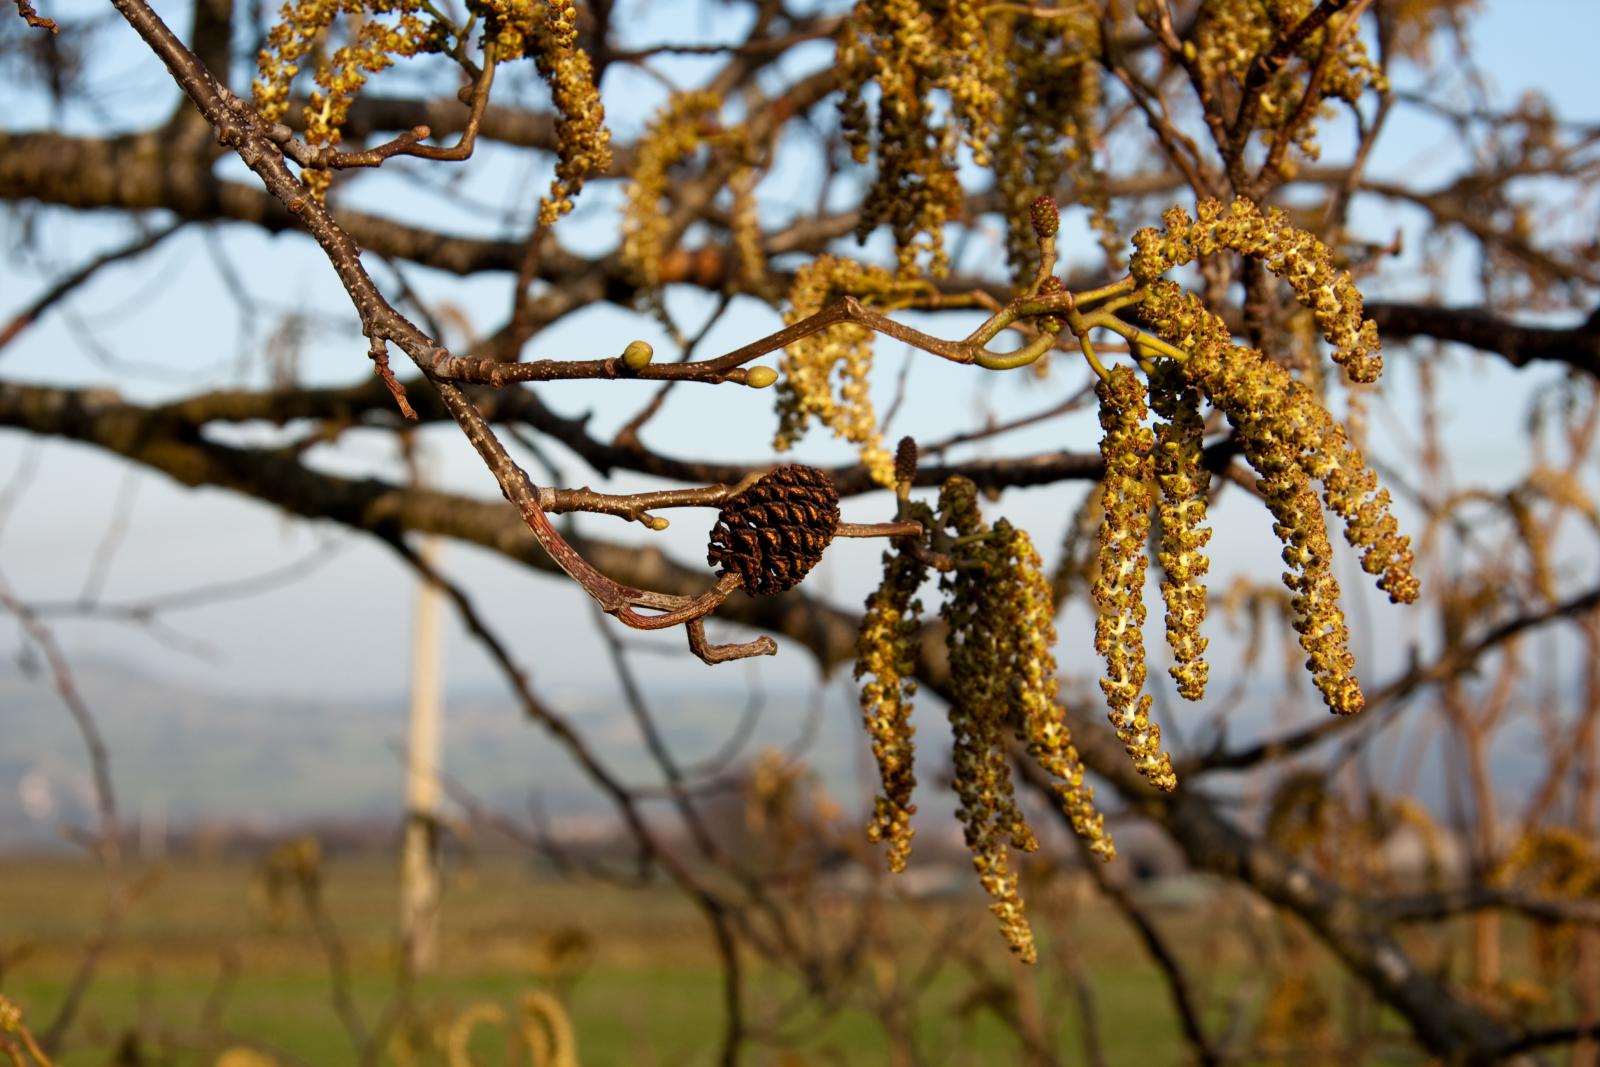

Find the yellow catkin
[[1149, 362, 1213, 700], [620, 91, 723, 290], [1300, 400, 1419, 603], [838, 2, 1103, 279], [1138, 282, 1372, 714], [215, 1051, 279, 1067], [254, 0, 435, 199], [1132, 198, 1384, 382], [996, 520, 1113, 860], [253, 0, 603, 212], [1092, 368, 1178, 790], [1183, 0, 1387, 166], [0, 996, 22, 1035], [446, 1003, 505, 1067], [728, 165, 767, 295], [836, 0, 962, 274], [921, 479, 1118, 961], [855, 507, 932, 872], [772, 256, 900, 486], [990, 10, 1106, 279], [1138, 267, 1416, 604], [519, 991, 580, 1067], [939, 478, 1037, 961], [531, 3, 611, 225], [254, 0, 342, 124]]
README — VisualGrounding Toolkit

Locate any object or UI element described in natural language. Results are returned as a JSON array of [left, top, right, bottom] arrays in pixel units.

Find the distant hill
[[2, 658, 1560, 854], [0, 659, 843, 851]]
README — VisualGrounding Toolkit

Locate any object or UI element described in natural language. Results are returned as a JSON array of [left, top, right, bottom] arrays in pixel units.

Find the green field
[[0, 852, 1263, 1066]]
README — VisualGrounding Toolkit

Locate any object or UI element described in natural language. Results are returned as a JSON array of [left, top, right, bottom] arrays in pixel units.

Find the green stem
[[1076, 332, 1111, 382], [975, 330, 1059, 371], [1085, 312, 1190, 364], [1072, 275, 1138, 311]]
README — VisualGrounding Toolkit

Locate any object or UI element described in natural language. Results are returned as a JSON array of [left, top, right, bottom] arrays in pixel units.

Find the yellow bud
[[622, 340, 654, 369], [745, 365, 778, 389]]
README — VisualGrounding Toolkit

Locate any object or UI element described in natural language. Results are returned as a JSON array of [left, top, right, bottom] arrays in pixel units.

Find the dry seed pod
[[707, 465, 840, 596]]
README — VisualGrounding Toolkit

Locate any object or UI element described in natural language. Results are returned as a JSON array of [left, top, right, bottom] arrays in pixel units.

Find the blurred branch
[[0, 221, 181, 353], [1073, 834, 1224, 1067], [378, 533, 753, 1065], [1190, 581, 1600, 773], [1011, 721, 1517, 1063], [0, 571, 117, 849], [1368, 301, 1600, 379], [1380, 886, 1600, 926]]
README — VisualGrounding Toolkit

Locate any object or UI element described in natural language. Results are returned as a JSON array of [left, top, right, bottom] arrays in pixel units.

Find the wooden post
[[400, 535, 444, 973]]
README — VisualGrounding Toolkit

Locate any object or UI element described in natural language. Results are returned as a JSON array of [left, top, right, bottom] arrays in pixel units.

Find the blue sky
[[1, 0, 1597, 720]]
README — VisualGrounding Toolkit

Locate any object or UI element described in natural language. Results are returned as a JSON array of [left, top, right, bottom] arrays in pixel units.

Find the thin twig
[[9, 0, 56, 32], [1191, 581, 1600, 773], [0, 223, 181, 352]]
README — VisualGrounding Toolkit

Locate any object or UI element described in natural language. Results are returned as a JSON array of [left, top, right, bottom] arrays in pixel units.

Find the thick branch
[[149, 375, 1111, 495], [0, 380, 865, 669], [1011, 744, 1514, 1064], [1379, 886, 1600, 926], [1370, 301, 1600, 378]]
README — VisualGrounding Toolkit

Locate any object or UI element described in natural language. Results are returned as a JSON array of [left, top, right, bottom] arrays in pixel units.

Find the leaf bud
[[622, 340, 654, 369]]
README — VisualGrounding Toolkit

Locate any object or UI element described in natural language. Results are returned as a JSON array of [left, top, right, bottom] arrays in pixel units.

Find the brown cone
[[707, 465, 840, 596]]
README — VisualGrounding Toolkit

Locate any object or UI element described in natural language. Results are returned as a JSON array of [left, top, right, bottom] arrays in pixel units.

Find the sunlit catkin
[[837, 1, 1103, 279], [446, 1003, 505, 1067], [519, 990, 580, 1067], [1131, 198, 1383, 382], [621, 91, 722, 290], [836, 0, 964, 274], [994, 520, 1113, 860], [773, 257, 899, 486], [252, 0, 604, 213], [1149, 362, 1212, 701], [1138, 282, 1369, 714], [1302, 401, 1420, 604], [1181, 0, 1386, 169], [531, 3, 611, 225], [0, 995, 23, 1038], [1092, 368, 1177, 791], [253, 0, 433, 199]]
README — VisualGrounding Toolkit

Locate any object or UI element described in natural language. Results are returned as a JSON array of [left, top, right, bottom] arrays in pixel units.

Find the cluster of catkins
[[842, 194, 1419, 958], [771, 256, 909, 487], [1173, 0, 1388, 166], [856, 451, 1111, 962], [1090, 198, 1417, 797], [254, 0, 607, 216], [253, 0, 436, 197], [836, 0, 1109, 278]]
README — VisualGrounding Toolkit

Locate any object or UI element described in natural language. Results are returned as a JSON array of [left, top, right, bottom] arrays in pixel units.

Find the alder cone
[[708, 465, 840, 596]]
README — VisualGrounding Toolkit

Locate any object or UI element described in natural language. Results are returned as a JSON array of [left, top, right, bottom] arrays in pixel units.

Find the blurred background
[[2, 0, 1599, 1063]]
